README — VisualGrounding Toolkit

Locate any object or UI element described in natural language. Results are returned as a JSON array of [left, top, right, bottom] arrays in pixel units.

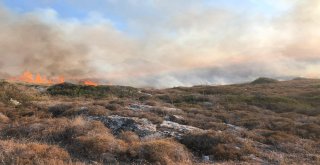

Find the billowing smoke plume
[[0, 7, 91, 77], [0, 1, 320, 87]]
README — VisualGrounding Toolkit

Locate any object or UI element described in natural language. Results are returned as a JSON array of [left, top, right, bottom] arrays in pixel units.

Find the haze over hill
[[1, 1, 320, 165], [1, 1, 320, 87]]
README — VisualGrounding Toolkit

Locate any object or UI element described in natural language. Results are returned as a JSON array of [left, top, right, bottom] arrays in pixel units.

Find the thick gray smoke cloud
[[0, 7, 93, 77], [0, 1, 320, 88]]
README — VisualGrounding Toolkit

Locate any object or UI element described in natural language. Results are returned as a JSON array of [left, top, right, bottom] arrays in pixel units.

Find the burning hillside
[[83, 80, 98, 86], [8, 71, 98, 86]]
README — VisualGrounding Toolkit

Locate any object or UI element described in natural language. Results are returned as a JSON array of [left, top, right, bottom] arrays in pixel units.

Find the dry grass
[[1, 79, 320, 164], [0, 140, 82, 165], [118, 131, 140, 143], [0, 113, 10, 123], [1, 116, 109, 144]]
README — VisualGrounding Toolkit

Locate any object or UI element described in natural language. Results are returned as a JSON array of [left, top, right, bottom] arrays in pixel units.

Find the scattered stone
[[202, 155, 210, 162], [76, 106, 89, 115], [161, 107, 183, 113], [141, 132, 164, 141], [161, 130, 183, 139], [138, 90, 153, 97], [226, 123, 244, 131], [34, 86, 47, 93], [10, 98, 21, 106], [164, 115, 184, 121], [173, 115, 184, 120], [160, 121, 205, 134], [127, 103, 183, 114], [247, 154, 265, 163], [201, 102, 214, 107], [127, 103, 153, 111]]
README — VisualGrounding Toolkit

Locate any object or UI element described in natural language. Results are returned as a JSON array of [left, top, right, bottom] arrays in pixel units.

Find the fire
[[9, 71, 99, 86], [83, 80, 98, 86], [35, 73, 52, 84], [10, 71, 65, 85], [20, 71, 33, 83], [57, 76, 65, 84]]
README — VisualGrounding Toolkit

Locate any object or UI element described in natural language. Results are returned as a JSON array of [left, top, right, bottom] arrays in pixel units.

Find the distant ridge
[[251, 77, 278, 84], [292, 77, 310, 80]]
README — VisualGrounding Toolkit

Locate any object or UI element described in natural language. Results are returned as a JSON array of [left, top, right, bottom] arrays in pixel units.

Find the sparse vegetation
[[0, 79, 320, 164]]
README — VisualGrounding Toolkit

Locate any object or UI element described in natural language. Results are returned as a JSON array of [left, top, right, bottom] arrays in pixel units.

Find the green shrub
[[47, 83, 138, 98]]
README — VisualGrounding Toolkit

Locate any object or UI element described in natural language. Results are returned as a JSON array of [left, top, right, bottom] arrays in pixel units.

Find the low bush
[[105, 103, 122, 111], [70, 133, 127, 163], [180, 132, 255, 161], [260, 131, 298, 145], [48, 104, 73, 117], [129, 139, 192, 165], [296, 123, 320, 139]]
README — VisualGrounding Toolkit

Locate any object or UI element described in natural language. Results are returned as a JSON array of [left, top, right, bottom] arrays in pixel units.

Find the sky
[[0, 0, 319, 87]]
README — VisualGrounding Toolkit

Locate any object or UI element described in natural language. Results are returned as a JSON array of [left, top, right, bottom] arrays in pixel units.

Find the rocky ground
[[0, 78, 319, 164]]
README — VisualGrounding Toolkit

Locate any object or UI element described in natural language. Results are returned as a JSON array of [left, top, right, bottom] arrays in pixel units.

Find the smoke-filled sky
[[0, 0, 320, 87]]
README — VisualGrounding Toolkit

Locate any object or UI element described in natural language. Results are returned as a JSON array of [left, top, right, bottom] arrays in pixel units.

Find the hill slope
[[0, 79, 319, 164]]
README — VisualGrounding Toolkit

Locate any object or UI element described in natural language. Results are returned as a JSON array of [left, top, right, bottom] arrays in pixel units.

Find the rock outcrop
[[89, 115, 157, 137]]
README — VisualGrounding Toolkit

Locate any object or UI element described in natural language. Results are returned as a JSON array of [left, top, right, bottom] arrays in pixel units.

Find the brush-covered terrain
[[0, 78, 319, 165]]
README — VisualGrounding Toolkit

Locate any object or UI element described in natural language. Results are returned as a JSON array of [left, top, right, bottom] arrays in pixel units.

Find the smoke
[[0, 7, 90, 77], [0, 1, 320, 87]]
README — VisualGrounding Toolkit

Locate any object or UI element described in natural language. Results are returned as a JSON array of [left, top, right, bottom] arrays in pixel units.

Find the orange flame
[[57, 76, 65, 84], [9, 71, 100, 86], [21, 71, 33, 83], [83, 80, 98, 86], [35, 73, 52, 84], [10, 71, 65, 85]]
